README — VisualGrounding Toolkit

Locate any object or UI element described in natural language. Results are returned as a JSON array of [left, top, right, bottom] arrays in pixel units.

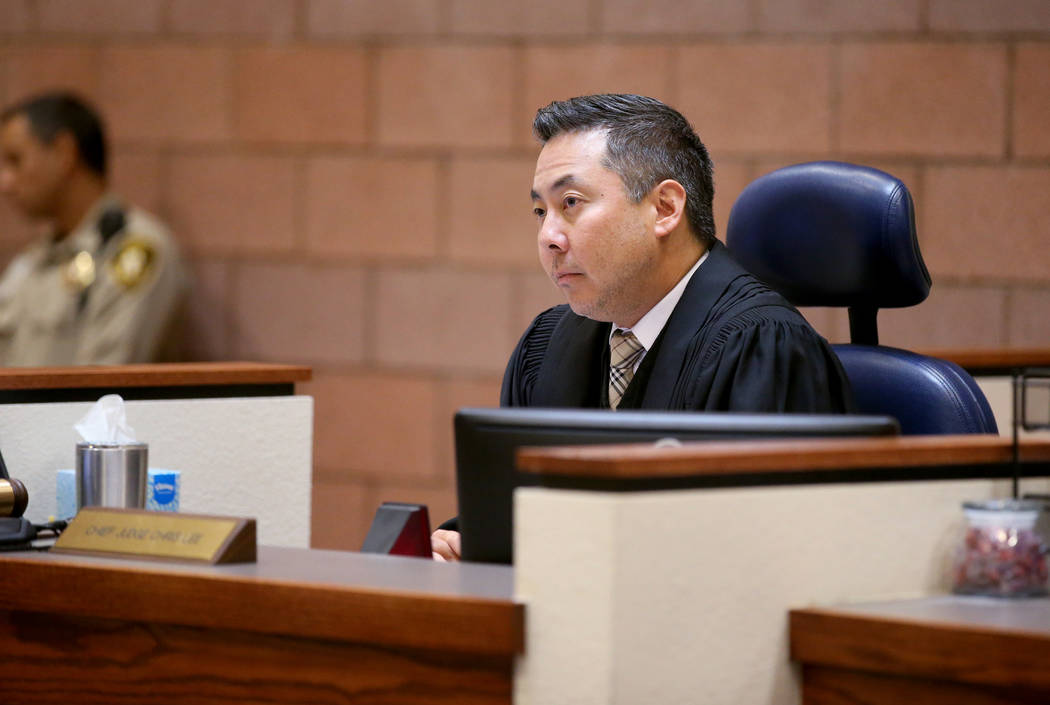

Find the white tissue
[[74, 394, 137, 444]]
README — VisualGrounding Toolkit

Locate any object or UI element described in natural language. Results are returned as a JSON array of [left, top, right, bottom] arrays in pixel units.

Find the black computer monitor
[[454, 407, 900, 564]]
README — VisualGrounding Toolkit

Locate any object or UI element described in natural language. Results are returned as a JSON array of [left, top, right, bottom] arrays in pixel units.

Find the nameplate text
[[53, 508, 256, 564]]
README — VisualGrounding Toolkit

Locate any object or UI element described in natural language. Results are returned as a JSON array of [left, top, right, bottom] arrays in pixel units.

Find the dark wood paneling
[[791, 608, 1050, 688], [0, 552, 523, 655], [0, 610, 512, 705], [0, 548, 519, 704], [801, 665, 1047, 705]]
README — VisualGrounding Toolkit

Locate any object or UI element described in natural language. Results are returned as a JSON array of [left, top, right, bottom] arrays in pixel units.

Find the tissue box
[[147, 470, 180, 511], [56, 468, 180, 519]]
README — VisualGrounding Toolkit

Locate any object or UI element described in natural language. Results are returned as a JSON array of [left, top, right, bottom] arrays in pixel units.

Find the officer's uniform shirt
[[0, 194, 188, 366]]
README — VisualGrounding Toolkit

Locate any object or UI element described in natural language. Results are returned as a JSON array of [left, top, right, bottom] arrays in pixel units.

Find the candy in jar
[[953, 499, 1048, 597]]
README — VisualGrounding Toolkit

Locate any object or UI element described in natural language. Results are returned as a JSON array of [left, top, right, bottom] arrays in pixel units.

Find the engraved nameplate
[[53, 507, 256, 564]]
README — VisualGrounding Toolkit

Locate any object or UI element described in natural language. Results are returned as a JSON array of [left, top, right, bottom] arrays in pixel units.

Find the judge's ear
[[650, 179, 687, 239]]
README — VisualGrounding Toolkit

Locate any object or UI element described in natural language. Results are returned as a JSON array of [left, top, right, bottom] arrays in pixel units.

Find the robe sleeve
[[437, 307, 567, 535], [499, 305, 565, 407], [682, 309, 854, 413]]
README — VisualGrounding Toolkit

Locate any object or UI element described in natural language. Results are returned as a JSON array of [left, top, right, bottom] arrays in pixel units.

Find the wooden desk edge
[[0, 553, 522, 656], [517, 435, 1050, 479], [789, 606, 1050, 689], [0, 362, 312, 391], [919, 348, 1050, 373]]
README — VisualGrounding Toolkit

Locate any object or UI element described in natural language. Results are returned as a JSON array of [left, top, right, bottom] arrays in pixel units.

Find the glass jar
[[952, 499, 1048, 597]]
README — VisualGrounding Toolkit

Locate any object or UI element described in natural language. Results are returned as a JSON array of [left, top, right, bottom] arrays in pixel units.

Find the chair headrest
[[726, 161, 931, 309]]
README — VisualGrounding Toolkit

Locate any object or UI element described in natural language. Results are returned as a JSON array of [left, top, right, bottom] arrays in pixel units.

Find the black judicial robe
[[436, 243, 853, 535], [500, 240, 853, 413]]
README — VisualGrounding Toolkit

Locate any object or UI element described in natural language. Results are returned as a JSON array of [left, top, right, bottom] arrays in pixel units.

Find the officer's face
[[531, 129, 660, 328], [0, 114, 69, 219]]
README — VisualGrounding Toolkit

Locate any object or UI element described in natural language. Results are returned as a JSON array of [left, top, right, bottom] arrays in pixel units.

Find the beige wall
[[1, 0, 1048, 549], [513, 476, 1036, 704]]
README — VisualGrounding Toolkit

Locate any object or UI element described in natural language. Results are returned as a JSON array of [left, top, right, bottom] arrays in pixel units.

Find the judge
[[432, 94, 853, 561]]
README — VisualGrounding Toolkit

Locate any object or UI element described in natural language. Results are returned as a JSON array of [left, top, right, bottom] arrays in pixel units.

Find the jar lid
[[963, 499, 1045, 528], [963, 499, 1046, 512]]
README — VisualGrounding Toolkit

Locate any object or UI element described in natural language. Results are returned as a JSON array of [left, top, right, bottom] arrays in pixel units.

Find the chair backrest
[[727, 161, 997, 435]]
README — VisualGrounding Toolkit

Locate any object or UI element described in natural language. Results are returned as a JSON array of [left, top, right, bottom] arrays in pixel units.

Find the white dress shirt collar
[[612, 249, 710, 356]]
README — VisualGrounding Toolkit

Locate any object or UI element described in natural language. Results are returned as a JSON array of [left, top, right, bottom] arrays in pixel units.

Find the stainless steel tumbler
[[75, 442, 148, 510]]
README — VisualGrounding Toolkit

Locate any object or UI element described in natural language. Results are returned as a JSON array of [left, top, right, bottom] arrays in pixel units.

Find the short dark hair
[[1, 92, 107, 177], [533, 94, 715, 246]]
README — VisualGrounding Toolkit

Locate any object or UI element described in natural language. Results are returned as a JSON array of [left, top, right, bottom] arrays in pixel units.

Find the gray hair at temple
[[532, 94, 716, 247]]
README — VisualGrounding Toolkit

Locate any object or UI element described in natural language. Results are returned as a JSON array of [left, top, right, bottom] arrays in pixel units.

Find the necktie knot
[[609, 329, 644, 410]]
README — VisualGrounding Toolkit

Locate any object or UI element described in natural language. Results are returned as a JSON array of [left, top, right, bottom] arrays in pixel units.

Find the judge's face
[[0, 114, 68, 219], [531, 130, 659, 328]]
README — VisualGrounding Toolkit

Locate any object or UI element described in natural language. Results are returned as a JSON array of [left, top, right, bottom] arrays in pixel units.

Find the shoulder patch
[[108, 238, 155, 289]]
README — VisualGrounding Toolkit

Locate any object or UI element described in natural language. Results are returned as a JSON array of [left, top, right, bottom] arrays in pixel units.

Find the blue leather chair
[[726, 161, 997, 435]]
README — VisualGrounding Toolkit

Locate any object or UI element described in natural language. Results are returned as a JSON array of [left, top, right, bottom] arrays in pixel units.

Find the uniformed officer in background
[[0, 92, 188, 366]]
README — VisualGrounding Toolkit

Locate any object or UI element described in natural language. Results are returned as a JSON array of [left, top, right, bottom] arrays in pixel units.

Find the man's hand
[[431, 529, 462, 562]]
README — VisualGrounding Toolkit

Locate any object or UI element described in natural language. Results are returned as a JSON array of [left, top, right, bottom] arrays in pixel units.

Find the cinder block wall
[[1, 1, 1047, 549]]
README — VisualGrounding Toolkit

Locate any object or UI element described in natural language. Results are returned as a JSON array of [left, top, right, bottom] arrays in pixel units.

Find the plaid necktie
[[608, 329, 645, 410]]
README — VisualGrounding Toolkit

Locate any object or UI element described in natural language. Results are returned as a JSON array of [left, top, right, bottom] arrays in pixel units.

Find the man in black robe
[[501, 238, 851, 411], [432, 94, 852, 560]]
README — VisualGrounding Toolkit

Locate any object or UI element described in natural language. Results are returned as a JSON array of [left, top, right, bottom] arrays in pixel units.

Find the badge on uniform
[[64, 250, 96, 292], [109, 239, 155, 289]]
